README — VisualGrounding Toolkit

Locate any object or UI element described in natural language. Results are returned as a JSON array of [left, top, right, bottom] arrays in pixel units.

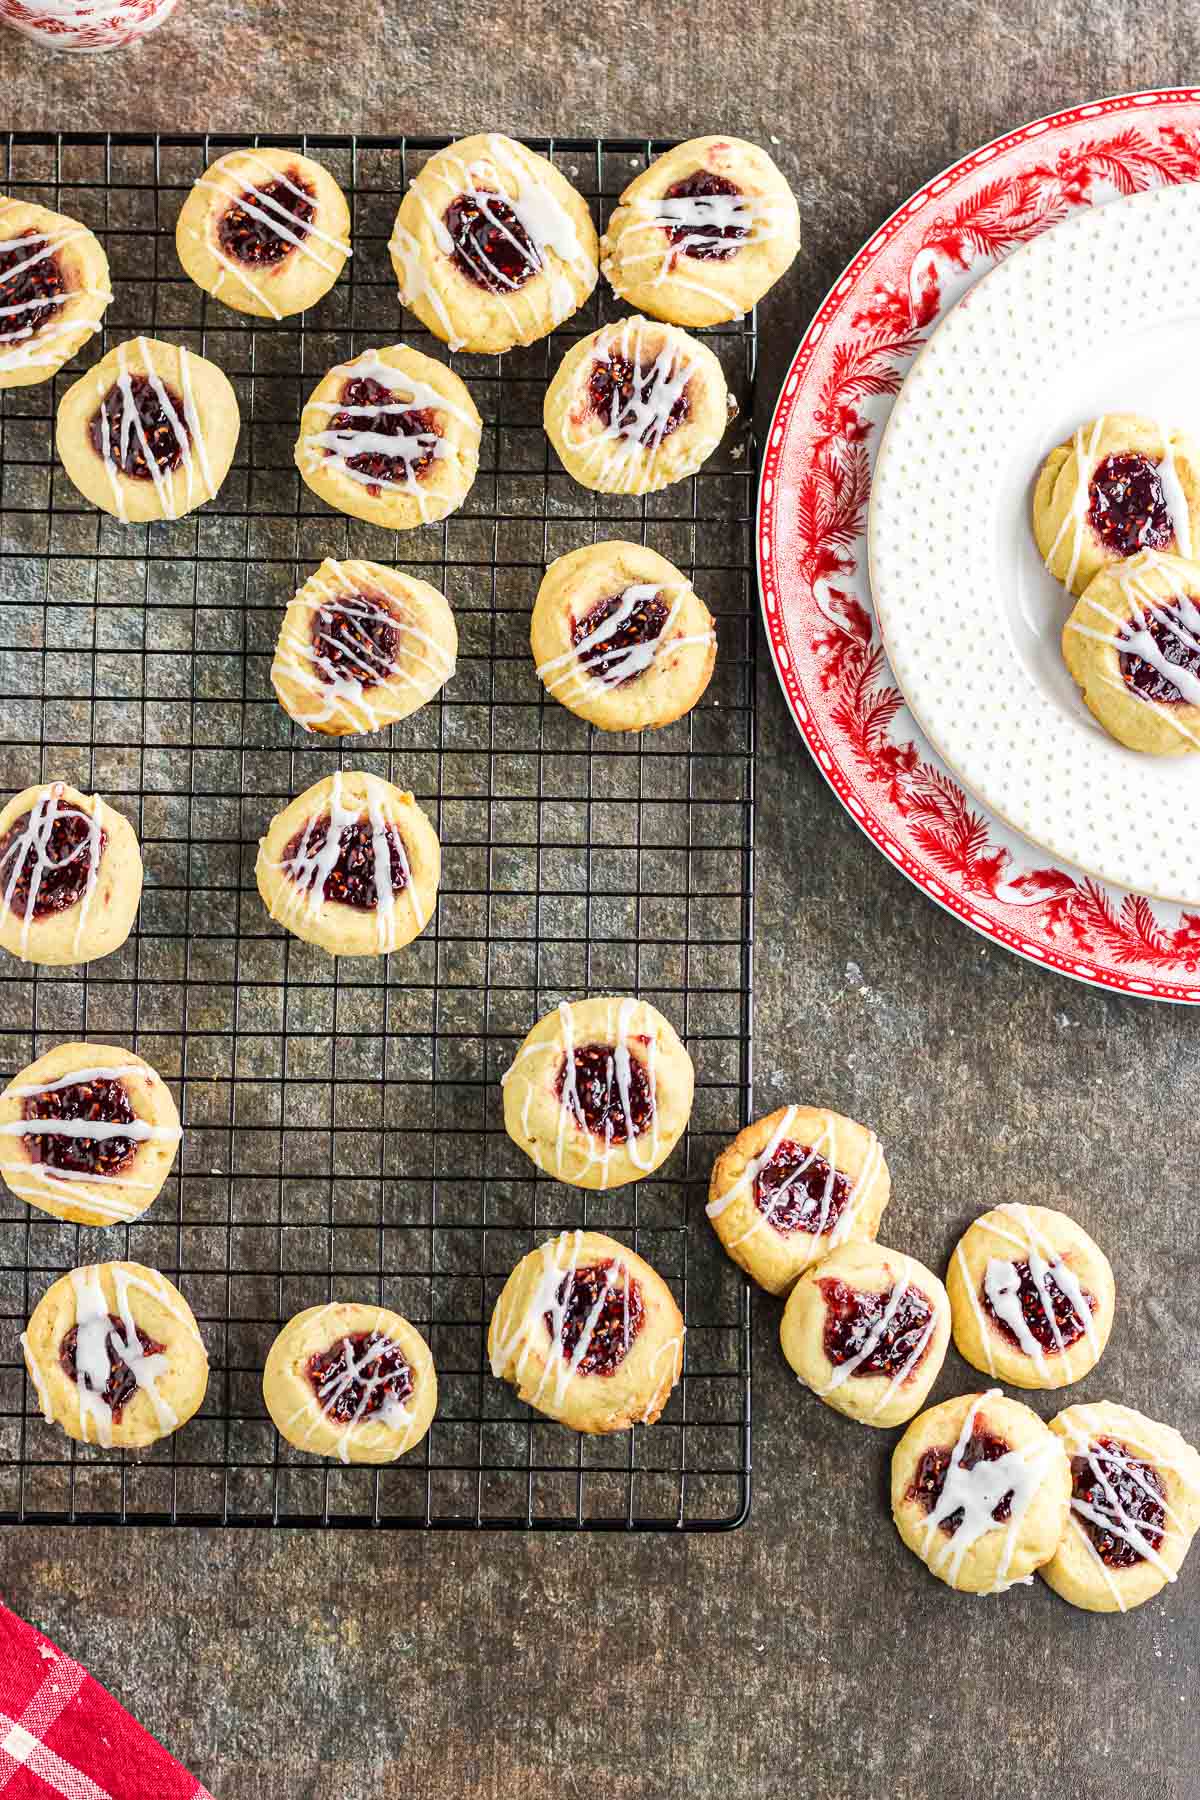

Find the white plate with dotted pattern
[[868, 179, 1200, 904]]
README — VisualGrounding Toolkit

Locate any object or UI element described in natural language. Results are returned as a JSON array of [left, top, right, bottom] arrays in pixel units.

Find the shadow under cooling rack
[[0, 131, 755, 1531]]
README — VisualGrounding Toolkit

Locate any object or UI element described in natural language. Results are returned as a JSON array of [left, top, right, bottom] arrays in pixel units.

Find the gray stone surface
[[0, 6, 1198, 1798]]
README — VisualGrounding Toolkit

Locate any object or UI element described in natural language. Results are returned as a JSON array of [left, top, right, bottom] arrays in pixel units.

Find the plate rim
[[757, 85, 1200, 1005]]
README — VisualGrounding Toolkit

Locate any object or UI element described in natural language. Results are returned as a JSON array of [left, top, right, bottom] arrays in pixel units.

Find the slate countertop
[[1, 6, 1197, 1797]]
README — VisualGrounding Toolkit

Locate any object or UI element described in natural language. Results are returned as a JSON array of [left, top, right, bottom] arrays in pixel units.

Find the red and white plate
[[759, 89, 1200, 1003]]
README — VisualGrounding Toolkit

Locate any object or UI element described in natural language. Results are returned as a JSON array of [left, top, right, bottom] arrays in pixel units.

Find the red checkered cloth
[[0, 1604, 215, 1800]]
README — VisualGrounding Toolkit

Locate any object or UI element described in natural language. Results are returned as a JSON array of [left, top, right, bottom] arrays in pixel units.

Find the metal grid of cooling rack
[[0, 132, 755, 1531]]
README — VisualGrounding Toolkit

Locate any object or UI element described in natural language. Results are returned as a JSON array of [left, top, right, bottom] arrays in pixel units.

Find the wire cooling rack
[[0, 132, 755, 1530]]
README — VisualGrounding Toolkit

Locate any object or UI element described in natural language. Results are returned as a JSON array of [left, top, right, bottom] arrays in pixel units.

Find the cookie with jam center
[[0, 195, 111, 389], [176, 147, 351, 320]]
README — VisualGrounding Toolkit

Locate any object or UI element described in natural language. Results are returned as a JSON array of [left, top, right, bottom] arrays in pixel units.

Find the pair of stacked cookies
[[706, 1105, 1200, 1611], [1036, 414, 1200, 754]]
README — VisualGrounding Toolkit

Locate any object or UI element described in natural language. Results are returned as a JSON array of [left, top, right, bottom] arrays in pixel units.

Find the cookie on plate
[[1033, 413, 1200, 597], [1063, 549, 1200, 754]]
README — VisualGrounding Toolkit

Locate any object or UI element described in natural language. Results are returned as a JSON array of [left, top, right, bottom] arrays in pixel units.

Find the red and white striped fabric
[[0, 1604, 214, 1800]]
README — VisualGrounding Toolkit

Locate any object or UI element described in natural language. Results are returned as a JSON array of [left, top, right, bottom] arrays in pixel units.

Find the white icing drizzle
[[0, 782, 105, 958], [706, 1105, 885, 1256], [604, 182, 792, 318], [0, 224, 110, 374], [193, 155, 350, 322], [640, 1333, 682, 1424], [1055, 1407, 1200, 1610], [281, 1305, 421, 1464], [1046, 416, 1193, 589], [918, 1389, 1057, 1592], [273, 560, 455, 734], [391, 134, 596, 349], [489, 1230, 665, 1418], [21, 1264, 200, 1449], [535, 580, 715, 705], [562, 318, 715, 494], [500, 998, 661, 1183], [266, 771, 425, 950], [1067, 550, 1200, 747], [93, 337, 213, 523], [298, 350, 478, 520], [816, 1278, 937, 1421]]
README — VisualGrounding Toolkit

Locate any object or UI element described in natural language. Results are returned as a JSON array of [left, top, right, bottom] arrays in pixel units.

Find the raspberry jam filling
[[754, 1140, 851, 1236], [664, 170, 746, 261], [328, 375, 439, 496], [283, 815, 409, 911], [88, 374, 188, 481], [1071, 1436, 1166, 1570], [59, 1314, 164, 1421], [1088, 453, 1175, 557], [24, 1076, 137, 1177], [313, 594, 399, 691], [548, 1260, 645, 1376], [0, 228, 68, 341], [306, 1332, 414, 1425], [557, 1040, 654, 1142], [908, 1430, 1015, 1536], [1119, 602, 1200, 705], [443, 190, 540, 292], [0, 809, 105, 919], [587, 356, 691, 445], [818, 1277, 933, 1379], [216, 173, 316, 266], [572, 589, 669, 686], [981, 1258, 1093, 1355]]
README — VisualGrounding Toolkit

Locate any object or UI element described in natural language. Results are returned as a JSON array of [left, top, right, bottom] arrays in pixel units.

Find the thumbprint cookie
[[390, 133, 598, 355], [0, 1042, 180, 1228], [601, 136, 799, 328], [295, 344, 481, 531], [891, 1389, 1071, 1595], [263, 1302, 437, 1463], [1063, 550, 1200, 754], [544, 316, 731, 495], [256, 771, 439, 957], [0, 196, 111, 388], [531, 540, 716, 731], [271, 558, 457, 736], [780, 1241, 950, 1428], [1033, 413, 1200, 597], [947, 1202, 1114, 1391], [56, 336, 239, 523], [707, 1105, 890, 1295], [0, 781, 142, 966], [176, 146, 351, 320], [501, 996, 693, 1190], [1040, 1401, 1200, 1614], [488, 1229, 683, 1433], [22, 1261, 208, 1451]]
